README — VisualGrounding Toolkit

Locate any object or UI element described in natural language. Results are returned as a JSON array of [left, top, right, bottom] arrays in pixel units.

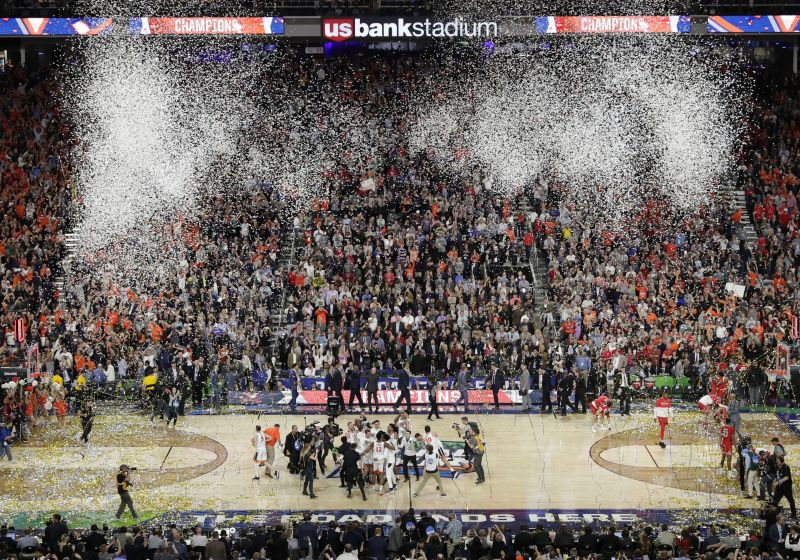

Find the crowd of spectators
[[0, 64, 72, 433], [4, 51, 544, 421], [2, 508, 800, 560], [526, 182, 792, 401], [1, 53, 799, 430], [739, 74, 800, 342]]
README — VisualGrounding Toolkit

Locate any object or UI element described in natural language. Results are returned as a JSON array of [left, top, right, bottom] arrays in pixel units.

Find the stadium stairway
[[267, 225, 298, 367], [722, 187, 764, 284], [55, 232, 79, 307], [514, 198, 548, 317], [726, 189, 758, 248]]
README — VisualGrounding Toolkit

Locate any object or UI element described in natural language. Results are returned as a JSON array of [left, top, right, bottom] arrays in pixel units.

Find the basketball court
[[1, 407, 797, 528]]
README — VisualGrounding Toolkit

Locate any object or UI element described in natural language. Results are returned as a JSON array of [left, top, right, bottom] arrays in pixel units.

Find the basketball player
[[400, 432, 421, 481], [394, 411, 412, 439], [385, 424, 399, 493], [423, 425, 445, 457], [346, 422, 358, 447], [713, 399, 730, 425], [252, 425, 268, 480], [719, 418, 735, 478], [711, 371, 730, 402], [368, 432, 395, 495], [589, 395, 613, 432], [698, 393, 720, 428], [653, 391, 673, 448], [357, 426, 375, 486]]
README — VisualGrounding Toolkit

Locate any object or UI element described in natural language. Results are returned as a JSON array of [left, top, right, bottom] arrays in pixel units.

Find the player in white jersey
[[368, 432, 394, 495], [251, 425, 267, 480], [394, 411, 412, 439], [346, 422, 358, 446], [423, 425, 444, 456], [358, 426, 375, 483], [385, 425, 399, 493]]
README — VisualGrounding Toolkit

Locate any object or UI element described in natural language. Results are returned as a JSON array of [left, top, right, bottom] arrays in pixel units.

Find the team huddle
[[249, 413, 487, 500]]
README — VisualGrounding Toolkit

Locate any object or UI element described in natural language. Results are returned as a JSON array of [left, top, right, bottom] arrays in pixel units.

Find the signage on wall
[[322, 17, 498, 41]]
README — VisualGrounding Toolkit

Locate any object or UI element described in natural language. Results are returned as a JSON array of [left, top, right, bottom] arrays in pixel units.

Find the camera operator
[[152, 541, 180, 560], [761, 446, 782, 502], [455, 417, 480, 465], [114, 465, 138, 520], [455, 418, 486, 483]]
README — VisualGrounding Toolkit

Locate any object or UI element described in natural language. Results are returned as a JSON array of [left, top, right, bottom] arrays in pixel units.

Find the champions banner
[[535, 15, 690, 33], [708, 15, 800, 33], [129, 17, 285, 35], [228, 389, 520, 406], [0, 18, 112, 36], [295, 375, 493, 391]]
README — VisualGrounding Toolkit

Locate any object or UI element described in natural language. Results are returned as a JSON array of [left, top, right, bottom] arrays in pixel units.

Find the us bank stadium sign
[[322, 17, 498, 42]]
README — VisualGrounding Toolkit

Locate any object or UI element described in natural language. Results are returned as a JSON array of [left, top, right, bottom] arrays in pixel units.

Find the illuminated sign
[[0, 17, 112, 36], [322, 17, 498, 41], [708, 15, 800, 33], [535, 16, 690, 34], [129, 17, 285, 35]]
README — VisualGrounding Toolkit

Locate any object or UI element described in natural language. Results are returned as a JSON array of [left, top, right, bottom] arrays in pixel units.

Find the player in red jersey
[[698, 393, 720, 428], [590, 395, 613, 432], [698, 393, 718, 412], [719, 418, 735, 478], [653, 391, 673, 448], [713, 399, 730, 425], [711, 372, 730, 401]]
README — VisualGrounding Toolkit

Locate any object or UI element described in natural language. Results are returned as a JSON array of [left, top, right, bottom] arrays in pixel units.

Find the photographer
[[455, 417, 480, 465], [153, 542, 179, 560], [114, 465, 138, 520], [319, 545, 336, 560]]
